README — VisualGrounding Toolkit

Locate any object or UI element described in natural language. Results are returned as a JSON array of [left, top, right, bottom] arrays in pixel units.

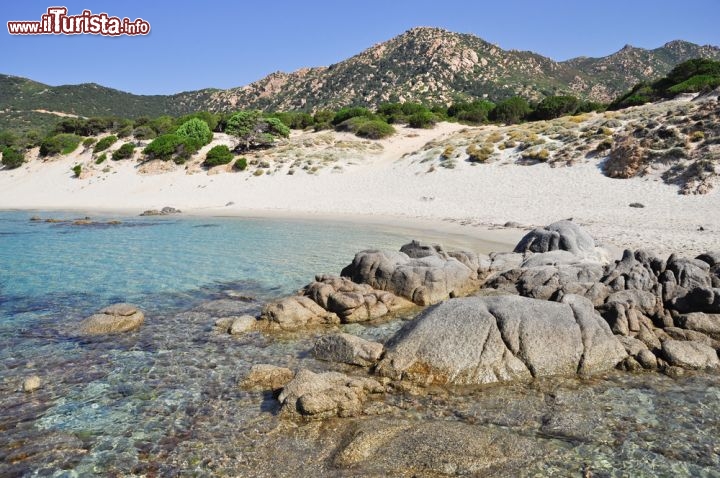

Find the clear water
[[1, 211, 719, 477]]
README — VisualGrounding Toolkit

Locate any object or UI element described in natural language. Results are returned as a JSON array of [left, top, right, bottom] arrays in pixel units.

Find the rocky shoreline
[[78, 219, 720, 424]]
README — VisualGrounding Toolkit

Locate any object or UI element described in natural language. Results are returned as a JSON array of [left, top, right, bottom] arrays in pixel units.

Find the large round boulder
[[376, 294, 626, 385], [514, 220, 595, 256]]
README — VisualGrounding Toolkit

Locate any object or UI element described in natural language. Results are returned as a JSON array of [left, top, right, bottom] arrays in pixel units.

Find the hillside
[[1, 27, 719, 135]]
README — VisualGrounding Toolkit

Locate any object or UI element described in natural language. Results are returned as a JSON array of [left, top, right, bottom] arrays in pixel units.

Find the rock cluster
[[484, 225, 720, 372], [139, 206, 181, 216]]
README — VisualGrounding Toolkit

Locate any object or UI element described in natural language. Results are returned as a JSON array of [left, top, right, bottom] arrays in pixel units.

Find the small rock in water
[[29, 216, 42, 221], [230, 315, 257, 335], [79, 303, 145, 336], [629, 203, 645, 208], [23, 375, 41, 393], [241, 364, 295, 391]]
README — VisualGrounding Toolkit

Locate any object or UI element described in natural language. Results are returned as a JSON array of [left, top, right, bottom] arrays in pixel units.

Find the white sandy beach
[[1, 120, 718, 256]]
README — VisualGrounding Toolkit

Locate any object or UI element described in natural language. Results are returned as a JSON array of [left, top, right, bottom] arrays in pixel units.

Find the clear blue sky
[[2, 0, 719, 95]]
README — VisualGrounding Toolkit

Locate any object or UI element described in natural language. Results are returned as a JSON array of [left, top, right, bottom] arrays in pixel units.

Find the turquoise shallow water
[[2, 211, 720, 476], [0, 211, 417, 475]]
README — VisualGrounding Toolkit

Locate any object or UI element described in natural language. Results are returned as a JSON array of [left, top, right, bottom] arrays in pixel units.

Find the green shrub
[[335, 116, 370, 133], [332, 107, 374, 125], [408, 111, 437, 128], [82, 137, 96, 148], [270, 111, 314, 130], [95, 153, 107, 164], [93, 135, 118, 153], [132, 125, 156, 140], [226, 111, 289, 150], [175, 118, 213, 146], [143, 134, 199, 162], [1, 146, 24, 169], [39, 133, 82, 156], [490, 97, 531, 124], [534, 96, 580, 120], [448, 100, 496, 124], [354, 119, 395, 139], [112, 143, 135, 160], [71, 164, 82, 177], [234, 157, 248, 171], [116, 125, 133, 138], [204, 144, 234, 167]]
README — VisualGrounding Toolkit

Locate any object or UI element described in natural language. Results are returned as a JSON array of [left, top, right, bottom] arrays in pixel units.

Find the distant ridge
[[2, 27, 719, 132]]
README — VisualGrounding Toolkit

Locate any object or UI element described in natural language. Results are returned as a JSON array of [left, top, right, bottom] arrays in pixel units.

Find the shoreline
[[2, 206, 524, 254]]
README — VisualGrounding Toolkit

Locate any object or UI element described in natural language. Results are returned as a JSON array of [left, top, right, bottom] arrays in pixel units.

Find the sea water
[[1, 211, 719, 476]]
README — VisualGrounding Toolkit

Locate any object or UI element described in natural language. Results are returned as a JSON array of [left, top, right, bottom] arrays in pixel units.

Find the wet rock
[[304, 275, 414, 323], [513, 220, 595, 256], [377, 295, 626, 385], [229, 315, 258, 335], [79, 303, 144, 335], [661, 340, 720, 369], [29, 216, 42, 221], [261, 296, 339, 331], [278, 369, 384, 418], [22, 375, 41, 392], [334, 419, 546, 475], [241, 364, 294, 391], [215, 315, 258, 335], [312, 333, 383, 367], [341, 242, 480, 306]]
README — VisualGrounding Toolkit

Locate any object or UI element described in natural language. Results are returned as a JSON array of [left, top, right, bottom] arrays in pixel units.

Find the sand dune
[[1, 117, 718, 256]]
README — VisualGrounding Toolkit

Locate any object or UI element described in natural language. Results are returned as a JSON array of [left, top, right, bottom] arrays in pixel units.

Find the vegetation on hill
[[610, 58, 720, 109], [204, 145, 234, 167]]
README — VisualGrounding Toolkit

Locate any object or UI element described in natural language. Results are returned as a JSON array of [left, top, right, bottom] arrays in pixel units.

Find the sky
[[2, 0, 720, 95]]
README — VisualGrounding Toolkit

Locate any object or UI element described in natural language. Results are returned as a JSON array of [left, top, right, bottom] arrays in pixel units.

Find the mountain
[[2, 27, 719, 133]]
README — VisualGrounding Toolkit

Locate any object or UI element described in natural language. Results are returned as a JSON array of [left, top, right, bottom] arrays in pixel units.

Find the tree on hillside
[[225, 111, 290, 150]]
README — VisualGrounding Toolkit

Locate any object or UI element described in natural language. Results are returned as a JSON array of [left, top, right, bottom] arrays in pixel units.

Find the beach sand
[[1, 120, 718, 256]]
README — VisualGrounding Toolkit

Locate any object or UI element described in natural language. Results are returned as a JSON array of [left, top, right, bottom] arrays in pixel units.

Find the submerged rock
[[22, 375, 41, 393], [341, 241, 480, 306], [335, 419, 545, 475], [377, 295, 626, 385], [278, 369, 384, 418], [79, 303, 144, 336], [312, 333, 384, 367], [241, 364, 295, 391]]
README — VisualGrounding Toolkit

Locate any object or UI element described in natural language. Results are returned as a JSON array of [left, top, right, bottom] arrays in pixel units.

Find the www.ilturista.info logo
[[7, 7, 150, 36]]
